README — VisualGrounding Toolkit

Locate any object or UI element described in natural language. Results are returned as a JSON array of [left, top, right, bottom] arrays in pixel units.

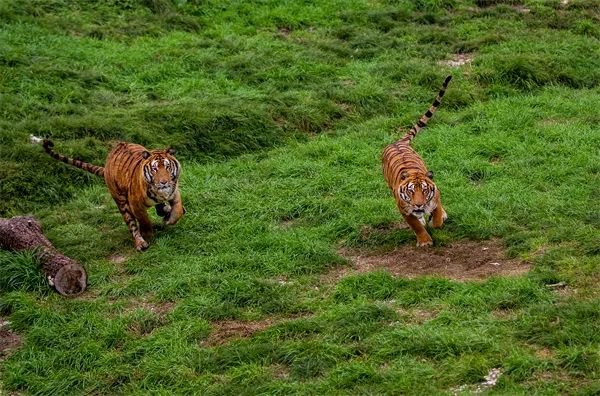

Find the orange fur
[[43, 140, 184, 251], [382, 76, 451, 247]]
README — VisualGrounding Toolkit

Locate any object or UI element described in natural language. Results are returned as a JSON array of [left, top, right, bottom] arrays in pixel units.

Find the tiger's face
[[142, 148, 180, 202], [396, 171, 436, 217]]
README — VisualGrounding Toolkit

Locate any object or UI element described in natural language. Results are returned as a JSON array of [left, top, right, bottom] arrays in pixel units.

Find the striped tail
[[43, 139, 104, 177], [401, 75, 452, 143]]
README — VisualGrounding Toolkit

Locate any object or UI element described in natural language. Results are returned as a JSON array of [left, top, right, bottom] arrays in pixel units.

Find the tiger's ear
[[426, 170, 434, 179], [167, 147, 176, 155], [142, 151, 151, 159], [400, 171, 409, 180]]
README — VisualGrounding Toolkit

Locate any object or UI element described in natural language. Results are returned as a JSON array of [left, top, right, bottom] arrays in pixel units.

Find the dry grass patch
[[270, 364, 291, 379], [533, 347, 555, 360], [202, 314, 311, 346], [512, 4, 530, 13], [124, 297, 176, 317], [411, 309, 439, 323], [202, 318, 278, 346], [0, 318, 21, 361], [387, 303, 438, 324], [492, 308, 518, 320], [439, 53, 474, 68], [108, 252, 128, 264]]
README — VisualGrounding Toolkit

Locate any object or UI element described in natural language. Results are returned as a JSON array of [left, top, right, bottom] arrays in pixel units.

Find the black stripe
[[432, 99, 440, 107], [147, 189, 158, 202], [417, 120, 426, 128], [143, 165, 152, 182], [424, 110, 433, 118], [172, 160, 179, 179]]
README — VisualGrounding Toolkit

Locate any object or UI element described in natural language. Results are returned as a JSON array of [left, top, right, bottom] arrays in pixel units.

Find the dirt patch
[[525, 370, 577, 389], [338, 102, 354, 113], [492, 309, 517, 320], [0, 320, 22, 361], [539, 117, 567, 126], [114, 298, 175, 336], [109, 253, 128, 264], [272, 116, 287, 129], [334, 239, 531, 281], [279, 219, 296, 229], [270, 364, 291, 379], [412, 309, 439, 323], [439, 53, 474, 68], [387, 304, 438, 324], [534, 347, 555, 360], [512, 4, 530, 13], [122, 297, 175, 318], [136, 300, 175, 316], [277, 27, 291, 37], [201, 314, 311, 347], [202, 318, 278, 346]]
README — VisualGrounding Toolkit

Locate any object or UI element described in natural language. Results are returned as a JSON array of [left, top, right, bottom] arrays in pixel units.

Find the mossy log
[[0, 216, 87, 296]]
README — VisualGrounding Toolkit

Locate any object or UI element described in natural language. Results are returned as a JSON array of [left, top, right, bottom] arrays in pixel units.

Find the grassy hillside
[[1, 0, 600, 394], [2, 0, 599, 215]]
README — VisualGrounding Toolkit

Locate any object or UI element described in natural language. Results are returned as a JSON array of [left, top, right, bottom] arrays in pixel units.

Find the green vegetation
[[1, 0, 599, 394]]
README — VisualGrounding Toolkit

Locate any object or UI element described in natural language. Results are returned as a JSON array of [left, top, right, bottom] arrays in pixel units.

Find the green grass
[[1, 0, 600, 394]]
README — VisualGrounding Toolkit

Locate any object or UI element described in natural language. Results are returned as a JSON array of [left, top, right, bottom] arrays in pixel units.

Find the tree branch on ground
[[0, 216, 87, 296]]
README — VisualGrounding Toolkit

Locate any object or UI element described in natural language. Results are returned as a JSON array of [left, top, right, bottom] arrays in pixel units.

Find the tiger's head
[[396, 171, 437, 217], [142, 148, 181, 202]]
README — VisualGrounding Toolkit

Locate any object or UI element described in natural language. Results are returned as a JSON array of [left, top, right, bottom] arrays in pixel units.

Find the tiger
[[382, 75, 452, 247], [43, 139, 185, 251]]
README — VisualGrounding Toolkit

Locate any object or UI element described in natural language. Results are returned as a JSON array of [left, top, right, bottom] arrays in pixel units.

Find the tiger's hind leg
[[114, 197, 149, 252], [132, 205, 153, 242]]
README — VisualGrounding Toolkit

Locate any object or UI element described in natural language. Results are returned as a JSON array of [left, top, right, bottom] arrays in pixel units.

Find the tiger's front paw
[[164, 216, 180, 226], [429, 217, 444, 228], [416, 235, 433, 247], [164, 208, 184, 226]]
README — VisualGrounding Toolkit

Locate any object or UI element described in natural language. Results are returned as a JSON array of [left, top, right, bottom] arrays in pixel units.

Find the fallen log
[[0, 216, 87, 296]]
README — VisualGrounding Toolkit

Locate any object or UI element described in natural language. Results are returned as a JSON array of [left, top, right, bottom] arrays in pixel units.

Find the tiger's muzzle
[[152, 184, 176, 202]]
